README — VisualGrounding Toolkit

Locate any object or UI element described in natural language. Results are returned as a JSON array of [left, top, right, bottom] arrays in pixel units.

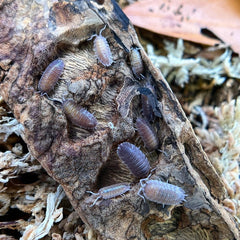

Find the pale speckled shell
[[88, 183, 131, 206], [38, 59, 64, 93], [99, 183, 131, 199], [117, 142, 150, 178], [142, 180, 186, 205], [129, 48, 144, 77], [94, 35, 113, 67]]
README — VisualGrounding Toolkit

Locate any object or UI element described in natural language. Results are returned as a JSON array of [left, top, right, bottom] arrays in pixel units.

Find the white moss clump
[[147, 39, 240, 87], [195, 97, 240, 221]]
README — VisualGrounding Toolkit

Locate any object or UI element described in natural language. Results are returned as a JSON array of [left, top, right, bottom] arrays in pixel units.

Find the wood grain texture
[[0, 0, 239, 239]]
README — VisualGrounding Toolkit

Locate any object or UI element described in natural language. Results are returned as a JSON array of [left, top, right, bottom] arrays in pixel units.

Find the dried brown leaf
[[124, 0, 240, 53]]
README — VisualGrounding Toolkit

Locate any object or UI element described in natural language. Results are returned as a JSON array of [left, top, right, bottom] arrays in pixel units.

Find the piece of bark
[[0, 0, 239, 239]]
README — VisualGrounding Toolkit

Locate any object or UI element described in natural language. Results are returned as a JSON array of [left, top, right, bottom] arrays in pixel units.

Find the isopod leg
[[140, 178, 147, 187], [86, 190, 99, 196], [39, 91, 61, 102], [99, 24, 107, 36], [90, 196, 102, 207], [149, 167, 157, 175], [137, 188, 145, 202], [140, 169, 155, 187], [88, 34, 97, 41]]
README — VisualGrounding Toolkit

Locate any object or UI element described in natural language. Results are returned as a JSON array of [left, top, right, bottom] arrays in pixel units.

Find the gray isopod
[[38, 59, 64, 94], [87, 183, 131, 206], [62, 99, 97, 129], [117, 142, 150, 178], [135, 117, 159, 151], [138, 179, 186, 205], [129, 47, 144, 78], [141, 81, 156, 121], [141, 94, 154, 122], [89, 25, 113, 67]]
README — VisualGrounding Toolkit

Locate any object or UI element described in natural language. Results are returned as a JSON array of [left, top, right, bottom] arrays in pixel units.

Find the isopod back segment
[[38, 59, 64, 94], [87, 183, 131, 207], [89, 25, 113, 67], [62, 99, 98, 129], [117, 142, 150, 178], [138, 178, 186, 206]]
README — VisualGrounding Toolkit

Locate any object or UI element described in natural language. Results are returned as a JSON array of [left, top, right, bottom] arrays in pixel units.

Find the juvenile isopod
[[135, 117, 159, 151], [38, 59, 64, 94], [117, 142, 150, 178], [138, 87, 162, 118], [141, 94, 154, 122], [138, 179, 186, 205], [62, 99, 97, 129], [141, 81, 156, 121], [129, 47, 144, 78], [87, 183, 131, 207], [89, 25, 113, 67]]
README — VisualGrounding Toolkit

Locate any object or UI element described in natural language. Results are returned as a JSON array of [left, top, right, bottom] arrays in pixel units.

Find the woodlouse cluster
[[37, 25, 115, 133], [38, 59, 64, 94], [113, 41, 186, 208], [37, 25, 186, 209], [87, 183, 131, 207], [38, 60, 97, 131], [138, 178, 186, 206], [117, 142, 150, 178]]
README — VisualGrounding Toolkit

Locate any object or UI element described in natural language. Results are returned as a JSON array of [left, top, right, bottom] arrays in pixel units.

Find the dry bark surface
[[0, 0, 239, 239]]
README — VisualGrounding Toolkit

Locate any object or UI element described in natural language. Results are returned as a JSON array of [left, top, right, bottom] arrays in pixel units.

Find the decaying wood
[[0, 0, 239, 239]]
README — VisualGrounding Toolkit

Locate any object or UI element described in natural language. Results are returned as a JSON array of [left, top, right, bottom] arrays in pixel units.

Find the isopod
[[141, 81, 156, 121], [141, 94, 154, 122], [87, 183, 131, 207], [117, 142, 150, 178], [38, 59, 64, 94], [89, 25, 113, 67], [139, 179, 186, 205], [135, 117, 159, 151], [138, 87, 162, 118], [62, 99, 97, 129], [129, 47, 144, 78]]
